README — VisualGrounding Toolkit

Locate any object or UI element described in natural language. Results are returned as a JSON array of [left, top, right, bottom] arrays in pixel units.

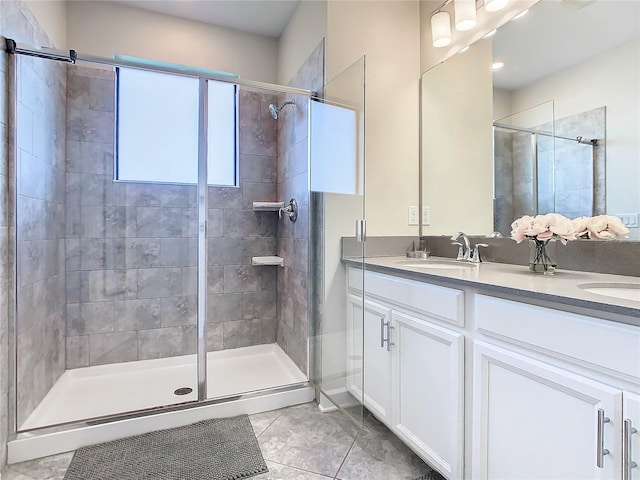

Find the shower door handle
[[355, 220, 366, 243]]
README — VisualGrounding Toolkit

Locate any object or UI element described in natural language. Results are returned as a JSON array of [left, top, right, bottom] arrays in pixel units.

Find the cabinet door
[[623, 392, 640, 480], [346, 294, 364, 402], [362, 299, 393, 423], [472, 341, 622, 480], [392, 310, 464, 480]]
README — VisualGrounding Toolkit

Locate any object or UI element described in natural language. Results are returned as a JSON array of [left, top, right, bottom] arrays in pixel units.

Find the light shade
[[485, 0, 508, 12], [431, 11, 452, 47], [454, 0, 477, 31]]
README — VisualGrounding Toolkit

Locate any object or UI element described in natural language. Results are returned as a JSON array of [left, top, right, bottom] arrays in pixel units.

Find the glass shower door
[[309, 56, 366, 424], [14, 58, 201, 431]]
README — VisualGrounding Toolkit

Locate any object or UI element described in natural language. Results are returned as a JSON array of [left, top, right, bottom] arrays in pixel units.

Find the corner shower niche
[[9, 37, 324, 458]]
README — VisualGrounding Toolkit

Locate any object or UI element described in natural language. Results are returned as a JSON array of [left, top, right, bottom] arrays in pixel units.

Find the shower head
[[268, 100, 295, 120]]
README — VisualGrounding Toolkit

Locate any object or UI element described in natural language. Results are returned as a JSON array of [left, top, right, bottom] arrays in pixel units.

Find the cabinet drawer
[[475, 294, 640, 380], [365, 270, 464, 326]]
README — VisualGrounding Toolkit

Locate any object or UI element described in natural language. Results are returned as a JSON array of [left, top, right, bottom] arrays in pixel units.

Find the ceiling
[[492, 0, 640, 90], [112, 0, 301, 38]]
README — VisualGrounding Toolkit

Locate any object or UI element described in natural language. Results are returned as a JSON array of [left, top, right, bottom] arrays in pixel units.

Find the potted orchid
[[511, 213, 630, 275], [510, 213, 577, 274]]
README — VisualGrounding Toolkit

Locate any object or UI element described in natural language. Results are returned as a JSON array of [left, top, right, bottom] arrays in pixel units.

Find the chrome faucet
[[451, 232, 471, 261]]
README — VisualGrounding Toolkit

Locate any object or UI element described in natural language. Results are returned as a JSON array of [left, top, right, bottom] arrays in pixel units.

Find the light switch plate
[[408, 206, 419, 225], [422, 206, 431, 225], [616, 213, 639, 228]]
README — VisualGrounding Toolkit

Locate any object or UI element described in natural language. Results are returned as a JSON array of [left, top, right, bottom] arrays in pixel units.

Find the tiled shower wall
[[276, 41, 324, 375], [64, 65, 279, 368]]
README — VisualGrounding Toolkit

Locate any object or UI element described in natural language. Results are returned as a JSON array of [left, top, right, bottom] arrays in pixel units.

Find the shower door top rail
[[493, 121, 598, 146], [5, 39, 317, 97]]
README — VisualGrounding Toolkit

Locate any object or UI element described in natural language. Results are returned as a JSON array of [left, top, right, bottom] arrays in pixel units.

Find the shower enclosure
[[493, 101, 605, 235], [6, 38, 368, 461]]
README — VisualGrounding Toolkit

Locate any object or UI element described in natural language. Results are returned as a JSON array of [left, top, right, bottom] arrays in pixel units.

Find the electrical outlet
[[408, 206, 419, 225], [422, 206, 431, 225], [616, 213, 639, 228]]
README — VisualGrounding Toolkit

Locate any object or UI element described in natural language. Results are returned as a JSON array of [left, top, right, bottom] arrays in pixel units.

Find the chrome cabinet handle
[[623, 418, 638, 480], [597, 408, 611, 468], [380, 321, 394, 351]]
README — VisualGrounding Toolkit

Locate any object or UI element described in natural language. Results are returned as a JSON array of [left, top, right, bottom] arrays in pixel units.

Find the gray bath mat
[[63, 414, 268, 480], [414, 471, 446, 480]]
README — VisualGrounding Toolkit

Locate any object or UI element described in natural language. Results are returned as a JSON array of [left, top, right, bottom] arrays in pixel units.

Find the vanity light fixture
[[483, 29, 497, 38], [512, 8, 529, 20], [485, 0, 508, 12], [431, 10, 452, 47], [491, 61, 506, 71], [454, 0, 477, 31]]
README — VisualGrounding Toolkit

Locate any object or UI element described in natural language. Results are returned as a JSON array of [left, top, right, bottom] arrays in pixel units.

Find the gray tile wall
[[1, 0, 67, 443], [64, 66, 279, 367], [276, 41, 324, 375]]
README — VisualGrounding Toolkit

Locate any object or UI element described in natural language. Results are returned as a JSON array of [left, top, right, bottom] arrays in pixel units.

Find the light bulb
[[431, 11, 452, 48], [485, 0, 508, 12], [454, 0, 477, 31], [483, 29, 497, 39]]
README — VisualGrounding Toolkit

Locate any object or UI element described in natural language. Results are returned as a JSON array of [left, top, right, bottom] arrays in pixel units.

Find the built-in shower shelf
[[252, 201, 284, 212], [251, 256, 284, 267]]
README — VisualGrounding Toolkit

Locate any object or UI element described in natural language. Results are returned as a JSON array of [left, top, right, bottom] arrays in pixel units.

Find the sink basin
[[396, 258, 476, 270], [578, 283, 640, 303]]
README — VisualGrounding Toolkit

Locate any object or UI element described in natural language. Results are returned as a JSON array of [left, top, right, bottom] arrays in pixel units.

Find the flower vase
[[529, 239, 557, 275]]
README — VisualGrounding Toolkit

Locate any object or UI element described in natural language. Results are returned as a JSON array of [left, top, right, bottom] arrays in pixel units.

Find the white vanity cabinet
[[623, 392, 640, 480], [473, 294, 640, 480], [472, 341, 622, 479], [346, 267, 465, 480], [392, 309, 464, 479], [346, 265, 639, 480]]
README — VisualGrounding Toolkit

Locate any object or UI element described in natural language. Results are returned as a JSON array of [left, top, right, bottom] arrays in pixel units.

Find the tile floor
[[2, 402, 441, 480]]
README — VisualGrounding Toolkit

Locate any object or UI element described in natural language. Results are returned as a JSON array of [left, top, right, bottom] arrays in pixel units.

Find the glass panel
[[493, 100, 554, 234], [309, 56, 366, 426], [15, 58, 198, 431]]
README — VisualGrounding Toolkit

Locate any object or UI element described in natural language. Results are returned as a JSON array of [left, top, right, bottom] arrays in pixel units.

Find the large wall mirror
[[420, 0, 640, 239]]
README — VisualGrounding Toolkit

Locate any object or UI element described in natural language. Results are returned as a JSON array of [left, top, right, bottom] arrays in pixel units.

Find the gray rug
[[414, 471, 446, 480], [63, 415, 268, 480]]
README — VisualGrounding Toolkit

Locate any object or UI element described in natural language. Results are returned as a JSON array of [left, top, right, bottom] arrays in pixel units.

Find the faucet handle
[[471, 243, 489, 263], [451, 241, 465, 261]]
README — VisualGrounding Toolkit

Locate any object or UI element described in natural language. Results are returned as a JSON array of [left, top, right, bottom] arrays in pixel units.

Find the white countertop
[[346, 255, 640, 320]]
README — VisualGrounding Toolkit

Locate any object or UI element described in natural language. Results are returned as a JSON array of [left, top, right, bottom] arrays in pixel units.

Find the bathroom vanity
[[345, 257, 640, 480]]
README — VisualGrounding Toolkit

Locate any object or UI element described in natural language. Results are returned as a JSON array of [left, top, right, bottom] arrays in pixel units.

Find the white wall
[[510, 39, 640, 237], [278, 0, 327, 85], [24, 0, 67, 48], [326, 0, 421, 237], [422, 40, 494, 235], [316, 0, 421, 407], [66, 1, 278, 83]]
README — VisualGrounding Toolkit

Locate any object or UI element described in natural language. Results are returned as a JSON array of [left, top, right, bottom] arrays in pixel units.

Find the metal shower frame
[[5, 38, 318, 436]]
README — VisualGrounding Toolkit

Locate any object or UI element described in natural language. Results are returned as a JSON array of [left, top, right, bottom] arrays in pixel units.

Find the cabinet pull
[[387, 325, 395, 351], [597, 408, 611, 468], [623, 418, 638, 480], [380, 320, 393, 351]]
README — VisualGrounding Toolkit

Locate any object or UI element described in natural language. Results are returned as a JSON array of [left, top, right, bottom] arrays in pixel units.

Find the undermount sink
[[396, 258, 476, 270], [578, 283, 640, 303]]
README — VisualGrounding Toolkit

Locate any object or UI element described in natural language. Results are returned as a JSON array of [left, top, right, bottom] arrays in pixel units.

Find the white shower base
[[10, 343, 314, 463]]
